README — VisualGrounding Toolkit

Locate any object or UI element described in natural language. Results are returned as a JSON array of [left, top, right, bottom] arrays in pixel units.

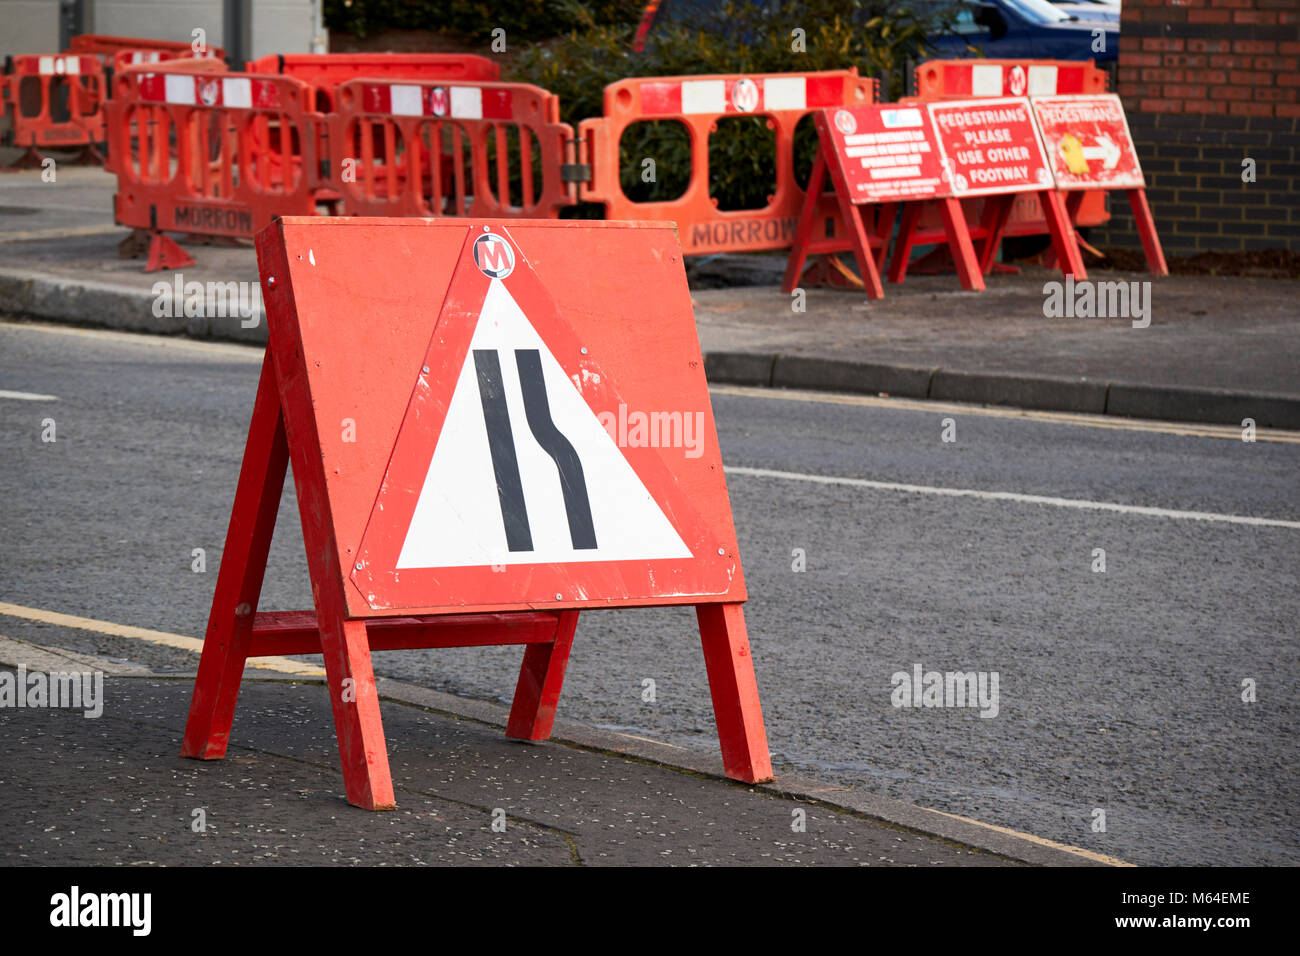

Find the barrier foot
[[117, 229, 151, 259], [70, 143, 106, 166], [2, 146, 47, 171], [145, 231, 195, 272], [505, 610, 579, 741], [182, 354, 289, 760], [697, 602, 773, 784]]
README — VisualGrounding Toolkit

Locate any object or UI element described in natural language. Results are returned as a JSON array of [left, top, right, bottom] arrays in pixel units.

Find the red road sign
[[820, 104, 946, 204], [926, 97, 1053, 198], [348, 225, 737, 613], [1032, 94, 1144, 191], [181, 217, 770, 809]]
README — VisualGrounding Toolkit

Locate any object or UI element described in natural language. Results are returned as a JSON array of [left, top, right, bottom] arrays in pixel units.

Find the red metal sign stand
[[1032, 94, 1167, 277], [181, 217, 772, 809], [783, 106, 990, 299], [893, 97, 1087, 284]]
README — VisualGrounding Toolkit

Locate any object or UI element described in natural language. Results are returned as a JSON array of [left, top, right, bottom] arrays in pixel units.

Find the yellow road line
[[710, 383, 1300, 444], [0, 601, 325, 677], [922, 807, 1134, 867]]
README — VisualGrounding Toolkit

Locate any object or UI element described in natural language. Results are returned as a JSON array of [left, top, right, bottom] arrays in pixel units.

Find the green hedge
[[512, 1, 953, 210]]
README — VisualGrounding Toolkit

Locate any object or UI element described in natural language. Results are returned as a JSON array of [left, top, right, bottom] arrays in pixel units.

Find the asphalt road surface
[[1, 319, 1295, 866]]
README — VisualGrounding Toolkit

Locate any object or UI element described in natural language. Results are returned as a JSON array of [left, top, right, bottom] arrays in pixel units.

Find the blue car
[[636, 1, 1119, 63], [926, 0, 1119, 63]]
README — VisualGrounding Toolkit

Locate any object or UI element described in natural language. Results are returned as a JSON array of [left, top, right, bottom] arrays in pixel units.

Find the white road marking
[[726, 465, 1300, 530], [0, 389, 58, 401]]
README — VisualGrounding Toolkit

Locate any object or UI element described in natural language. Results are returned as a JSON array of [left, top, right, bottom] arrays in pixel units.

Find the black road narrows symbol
[[472, 349, 533, 552], [472, 348, 598, 553], [515, 349, 598, 551]]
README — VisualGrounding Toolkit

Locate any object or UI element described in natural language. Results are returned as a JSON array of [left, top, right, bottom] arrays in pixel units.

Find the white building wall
[[0, 0, 324, 62], [0, 1, 63, 59], [87, 0, 225, 49]]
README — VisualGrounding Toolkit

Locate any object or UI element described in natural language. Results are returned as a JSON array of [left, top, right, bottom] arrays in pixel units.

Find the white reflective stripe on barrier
[[638, 75, 850, 116], [135, 73, 281, 108], [223, 77, 252, 108], [971, 65, 1002, 96], [1029, 65, 1059, 95], [358, 83, 513, 120], [37, 56, 84, 75]]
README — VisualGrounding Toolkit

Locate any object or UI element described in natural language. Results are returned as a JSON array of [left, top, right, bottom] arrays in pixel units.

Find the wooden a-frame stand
[[180, 353, 773, 809], [783, 126, 1093, 299]]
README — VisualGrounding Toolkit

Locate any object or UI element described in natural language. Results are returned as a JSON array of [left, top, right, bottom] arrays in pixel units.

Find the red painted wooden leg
[[697, 602, 773, 783], [1128, 188, 1168, 277], [889, 202, 922, 284], [938, 196, 985, 292], [182, 355, 288, 759], [318, 616, 396, 810], [781, 150, 827, 294], [506, 610, 579, 740], [1040, 188, 1088, 281], [976, 195, 1014, 275], [873, 202, 897, 272], [849, 205, 886, 300]]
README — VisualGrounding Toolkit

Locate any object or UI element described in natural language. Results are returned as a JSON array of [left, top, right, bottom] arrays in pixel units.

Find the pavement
[[1, 165, 1298, 428], [0, 646, 1055, 866]]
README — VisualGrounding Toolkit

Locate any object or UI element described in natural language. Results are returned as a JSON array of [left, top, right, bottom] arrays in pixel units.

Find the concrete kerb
[[0, 267, 269, 346], [711, 350, 1300, 429], [5, 265, 1297, 428]]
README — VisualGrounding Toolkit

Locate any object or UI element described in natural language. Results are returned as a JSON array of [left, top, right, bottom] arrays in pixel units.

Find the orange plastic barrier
[[246, 53, 498, 111], [330, 78, 578, 219], [909, 58, 1111, 249], [105, 63, 327, 270], [578, 70, 877, 255], [2, 54, 106, 168], [914, 59, 1107, 100]]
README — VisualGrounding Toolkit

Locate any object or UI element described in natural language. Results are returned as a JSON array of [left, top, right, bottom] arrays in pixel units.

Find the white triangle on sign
[[396, 280, 693, 569]]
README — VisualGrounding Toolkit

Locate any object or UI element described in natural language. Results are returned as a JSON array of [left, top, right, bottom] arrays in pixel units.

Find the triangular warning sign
[[397, 278, 691, 569], [351, 227, 732, 612]]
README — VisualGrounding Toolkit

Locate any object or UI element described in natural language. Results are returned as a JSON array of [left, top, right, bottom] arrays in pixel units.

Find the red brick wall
[[1099, 0, 1299, 253]]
